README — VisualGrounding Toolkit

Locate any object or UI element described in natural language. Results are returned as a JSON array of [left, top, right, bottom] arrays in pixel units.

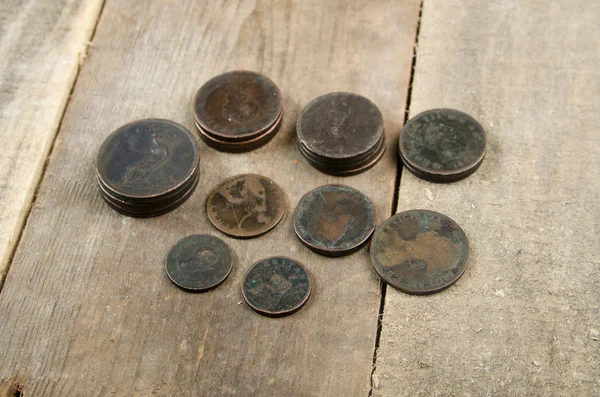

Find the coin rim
[[293, 184, 376, 256], [369, 209, 470, 295], [193, 70, 282, 141], [165, 234, 233, 292], [206, 173, 286, 238], [96, 118, 200, 199], [398, 108, 487, 180], [241, 256, 311, 316]]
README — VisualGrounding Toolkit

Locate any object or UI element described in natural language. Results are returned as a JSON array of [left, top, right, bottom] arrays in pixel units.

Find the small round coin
[[96, 118, 199, 199], [242, 257, 311, 317], [207, 174, 286, 238], [194, 71, 282, 141], [399, 109, 486, 182], [166, 234, 232, 291], [294, 184, 375, 257], [370, 210, 469, 295]]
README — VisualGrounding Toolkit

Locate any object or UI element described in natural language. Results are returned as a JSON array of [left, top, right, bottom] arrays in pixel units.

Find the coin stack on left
[[96, 118, 200, 217]]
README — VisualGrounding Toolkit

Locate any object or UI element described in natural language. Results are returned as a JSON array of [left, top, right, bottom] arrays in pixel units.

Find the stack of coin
[[193, 71, 283, 152], [96, 118, 200, 217], [296, 92, 386, 176]]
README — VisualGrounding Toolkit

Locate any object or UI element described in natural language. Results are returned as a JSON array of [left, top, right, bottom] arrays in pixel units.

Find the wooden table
[[1, 1, 598, 396]]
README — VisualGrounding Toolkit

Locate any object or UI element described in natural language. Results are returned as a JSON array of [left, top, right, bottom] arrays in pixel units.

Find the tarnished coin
[[166, 234, 232, 291], [242, 257, 311, 317], [370, 210, 469, 295], [207, 174, 286, 238], [294, 184, 375, 257], [97, 119, 199, 199], [399, 109, 486, 182], [194, 71, 282, 142]]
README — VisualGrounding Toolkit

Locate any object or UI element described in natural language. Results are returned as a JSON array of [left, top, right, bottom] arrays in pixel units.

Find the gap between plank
[[368, 0, 424, 395], [0, 0, 108, 294]]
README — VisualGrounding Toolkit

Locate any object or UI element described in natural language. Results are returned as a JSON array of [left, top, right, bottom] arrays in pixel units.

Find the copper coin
[[166, 234, 232, 292], [399, 109, 486, 182], [207, 174, 285, 238], [242, 256, 311, 317], [193, 71, 282, 142], [297, 92, 384, 162], [370, 210, 469, 295], [195, 112, 282, 153], [96, 118, 199, 200], [294, 184, 375, 256]]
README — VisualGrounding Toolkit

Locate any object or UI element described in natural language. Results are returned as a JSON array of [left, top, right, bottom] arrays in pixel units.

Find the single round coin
[[207, 174, 286, 238], [399, 109, 486, 182], [194, 71, 282, 141], [166, 234, 232, 291], [297, 92, 384, 161], [96, 118, 199, 199], [370, 209, 469, 295], [294, 184, 376, 257], [242, 256, 311, 317]]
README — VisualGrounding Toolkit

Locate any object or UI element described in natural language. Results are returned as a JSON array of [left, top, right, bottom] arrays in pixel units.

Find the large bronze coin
[[242, 257, 311, 317], [166, 234, 232, 291], [96, 119, 199, 199], [399, 109, 486, 182], [297, 92, 384, 161], [294, 184, 375, 257], [194, 71, 282, 142], [207, 174, 285, 238], [370, 210, 469, 295]]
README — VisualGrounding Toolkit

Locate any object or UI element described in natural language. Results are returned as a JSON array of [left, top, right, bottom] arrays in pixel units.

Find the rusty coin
[[399, 109, 486, 182], [370, 210, 469, 294], [97, 119, 199, 199], [194, 71, 282, 142], [242, 256, 311, 317], [207, 174, 285, 238], [294, 184, 375, 256], [166, 234, 232, 291]]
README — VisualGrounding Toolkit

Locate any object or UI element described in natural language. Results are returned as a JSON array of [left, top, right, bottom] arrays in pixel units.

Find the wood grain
[[373, 1, 600, 395], [0, 0, 104, 281], [0, 0, 420, 395]]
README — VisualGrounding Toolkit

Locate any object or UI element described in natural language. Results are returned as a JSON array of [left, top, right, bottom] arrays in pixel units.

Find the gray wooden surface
[[0, 0, 103, 281], [373, 0, 600, 396], [0, 0, 420, 395]]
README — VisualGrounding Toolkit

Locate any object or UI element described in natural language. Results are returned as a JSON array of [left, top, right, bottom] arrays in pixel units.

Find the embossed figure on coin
[[370, 210, 469, 295], [294, 184, 375, 256], [243, 257, 311, 317], [122, 133, 169, 185], [207, 174, 286, 238]]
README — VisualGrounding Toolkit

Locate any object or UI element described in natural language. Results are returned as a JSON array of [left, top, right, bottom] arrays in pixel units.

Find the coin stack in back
[[193, 71, 283, 152], [96, 118, 200, 217], [296, 92, 386, 176]]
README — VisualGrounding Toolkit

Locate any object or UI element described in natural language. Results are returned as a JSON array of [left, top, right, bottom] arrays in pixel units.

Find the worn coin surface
[[166, 234, 232, 291], [194, 71, 282, 141], [294, 184, 375, 256], [297, 92, 384, 161], [399, 109, 486, 182], [96, 119, 199, 199], [207, 174, 285, 238], [370, 209, 469, 295], [242, 256, 311, 317]]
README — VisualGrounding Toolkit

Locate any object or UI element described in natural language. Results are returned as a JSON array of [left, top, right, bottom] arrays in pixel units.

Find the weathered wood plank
[[0, 0, 420, 395], [373, 1, 600, 396], [0, 0, 104, 281]]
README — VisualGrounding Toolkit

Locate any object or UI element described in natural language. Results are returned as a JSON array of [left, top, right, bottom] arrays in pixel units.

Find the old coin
[[296, 92, 385, 175], [207, 174, 285, 238], [399, 108, 486, 182], [194, 70, 282, 142], [370, 209, 469, 295], [166, 234, 232, 291], [294, 184, 375, 256], [242, 256, 311, 317]]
